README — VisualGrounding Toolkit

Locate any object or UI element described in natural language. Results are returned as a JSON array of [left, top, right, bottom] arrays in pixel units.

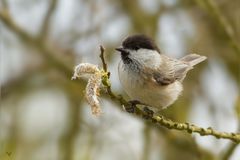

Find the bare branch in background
[[195, 0, 240, 56], [222, 142, 239, 160], [0, 10, 73, 77], [39, 0, 58, 40], [142, 124, 151, 160], [0, 0, 9, 9], [1, 64, 47, 98], [60, 92, 82, 160], [221, 100, 240, 160]]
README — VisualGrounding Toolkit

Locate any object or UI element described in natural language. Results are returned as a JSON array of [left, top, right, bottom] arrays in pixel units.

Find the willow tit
[[116, 34, 207, 112]]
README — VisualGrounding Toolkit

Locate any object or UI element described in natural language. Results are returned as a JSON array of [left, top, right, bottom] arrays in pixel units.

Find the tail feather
[[180, 54, 207, 67]]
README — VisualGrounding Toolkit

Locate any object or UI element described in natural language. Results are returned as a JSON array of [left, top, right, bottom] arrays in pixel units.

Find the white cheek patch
[[131, 49, 162, 69]]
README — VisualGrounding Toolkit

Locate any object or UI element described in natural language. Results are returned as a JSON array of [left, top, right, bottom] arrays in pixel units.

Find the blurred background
[[0, 0, 240, 160]]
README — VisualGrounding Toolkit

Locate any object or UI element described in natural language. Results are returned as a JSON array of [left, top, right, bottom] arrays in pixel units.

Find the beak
[[115, 47, 125, 53]]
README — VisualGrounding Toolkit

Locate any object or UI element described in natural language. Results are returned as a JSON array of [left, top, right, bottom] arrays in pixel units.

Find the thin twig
[[99, 46, 127, 104], [39, 0, 58, 40], [0, 10, 73, 77], [221, 120, 240, 160], [1, 0, 9, 10], [142, 124, 151, 160], [195, 0, 240, 56], [99, 45, 108, 72], [222, 142, 239, 160], [99, 45, 240, 143]]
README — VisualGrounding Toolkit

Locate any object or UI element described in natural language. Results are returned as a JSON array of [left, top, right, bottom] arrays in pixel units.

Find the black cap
[[122, 34, 160, 53]]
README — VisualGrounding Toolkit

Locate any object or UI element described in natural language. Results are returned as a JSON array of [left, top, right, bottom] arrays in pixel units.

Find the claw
[[124, 105, 135, 113], [123, 100, 141, 113], [142, 107, 154, 119]]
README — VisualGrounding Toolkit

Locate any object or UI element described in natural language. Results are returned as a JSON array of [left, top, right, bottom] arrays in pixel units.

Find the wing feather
[[150, 55, 190, 85]]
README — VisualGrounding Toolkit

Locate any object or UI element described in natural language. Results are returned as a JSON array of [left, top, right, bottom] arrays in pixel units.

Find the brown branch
[[1, 64, 47, 98], [99, 46, 127, 103], [0, 10, 34, 43], [0, 0, 9, 9], [195, 0, 240, 56], [222, 142, 239, 160], [142, 124, 151, 160], [0, 10, 73, 77], [39, 0, 58, 40], [99, 45, 108, 72], [59, 92, 82, 160], [221, 116, 240, 160], [99, 46, 240, 143], [0, 8, 87, 103]]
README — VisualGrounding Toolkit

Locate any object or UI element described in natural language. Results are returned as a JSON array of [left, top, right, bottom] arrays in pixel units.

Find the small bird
[[116, 34, 207, 112]]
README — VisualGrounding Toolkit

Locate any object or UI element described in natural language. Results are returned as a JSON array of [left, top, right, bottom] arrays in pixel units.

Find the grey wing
[[152, 56, 190, 85]]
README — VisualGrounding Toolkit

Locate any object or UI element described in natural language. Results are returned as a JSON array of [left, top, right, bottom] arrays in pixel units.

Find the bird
[[116, 34, 207, 112]]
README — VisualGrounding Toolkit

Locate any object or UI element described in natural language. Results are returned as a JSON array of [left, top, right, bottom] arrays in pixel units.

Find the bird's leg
[[142, 107, 154, 119], [124, 101, 154, 120]]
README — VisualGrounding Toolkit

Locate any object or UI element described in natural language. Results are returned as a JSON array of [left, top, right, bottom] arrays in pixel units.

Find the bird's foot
[[124, 100, 142, 113], [142, 107, 154, 119]]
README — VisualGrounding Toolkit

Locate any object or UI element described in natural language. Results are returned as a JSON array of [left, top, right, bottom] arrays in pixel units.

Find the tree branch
[[0, 8, 88, 104], [0, 10, 73, 77], [39, 0, 58, 40], [195, 0, 240, 56], [142, 124, 151, 160], [221, 114, 240, 160], [99, 45, 108, 72], [99, 46, 126, 103], [1, 64, 47, 98], [99, 46, 240, 143], [222, 142, 239, 160], [0, 0, 9, 10]]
